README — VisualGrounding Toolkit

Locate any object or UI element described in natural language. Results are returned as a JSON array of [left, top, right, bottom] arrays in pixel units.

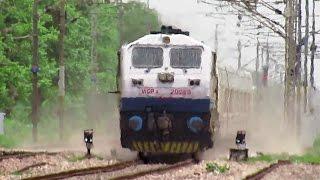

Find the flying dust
[[15, 92, 136, 160], [206, 85, 320, 160], [13, 85, 320, 161]]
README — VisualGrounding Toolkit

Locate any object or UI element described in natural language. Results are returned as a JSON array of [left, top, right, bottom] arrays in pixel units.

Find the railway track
[[110, 159, 194, 180], [244, 160, 291, 180], [22, 158, 193, 180], [22, 160, 140, 180], [0, 150, 58, 161]]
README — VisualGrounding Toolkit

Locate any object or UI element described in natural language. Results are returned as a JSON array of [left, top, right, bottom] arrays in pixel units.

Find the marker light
[[84, 129, 94, 156], [128, 115, 143, 131], [187, 116, 203, 133]]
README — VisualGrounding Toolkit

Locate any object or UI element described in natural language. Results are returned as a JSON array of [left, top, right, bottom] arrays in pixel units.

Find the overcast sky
[[136, 0, 319, 88]]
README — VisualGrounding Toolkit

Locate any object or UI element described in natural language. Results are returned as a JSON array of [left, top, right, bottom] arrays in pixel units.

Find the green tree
[[121, 2, 160, 43], [0, 0, 161, 146]]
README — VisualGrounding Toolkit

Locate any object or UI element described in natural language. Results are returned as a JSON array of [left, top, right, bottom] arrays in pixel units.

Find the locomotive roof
[[122, 34, 212, 51]]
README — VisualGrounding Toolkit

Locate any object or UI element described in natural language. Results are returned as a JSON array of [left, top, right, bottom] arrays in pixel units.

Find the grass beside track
[[248, 153, 320, 164], [248, 136, 320, 164]]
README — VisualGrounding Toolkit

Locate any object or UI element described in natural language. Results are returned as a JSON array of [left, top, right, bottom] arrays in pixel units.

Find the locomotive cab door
[[108, 49, 121, 94], [107, 50, 121, 111]]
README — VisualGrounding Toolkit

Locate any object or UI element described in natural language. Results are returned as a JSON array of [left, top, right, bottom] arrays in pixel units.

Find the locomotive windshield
[[170, 47, 202, 68], [132, 47, 163, 68]]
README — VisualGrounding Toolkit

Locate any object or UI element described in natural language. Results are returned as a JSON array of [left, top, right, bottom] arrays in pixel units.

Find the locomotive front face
[[119, 34, 216, 154]]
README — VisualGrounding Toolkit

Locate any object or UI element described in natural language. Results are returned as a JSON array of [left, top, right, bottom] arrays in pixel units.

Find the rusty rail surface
[[110, 159, 194, 180], [0, 150, 58, 161], [244, 160, 291, 180], [14, 162, 47, 174], [22, 160, 140, 180]]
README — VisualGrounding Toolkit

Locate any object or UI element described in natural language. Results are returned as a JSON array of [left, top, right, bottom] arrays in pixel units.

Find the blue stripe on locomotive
[[120, 97, 211, 113]]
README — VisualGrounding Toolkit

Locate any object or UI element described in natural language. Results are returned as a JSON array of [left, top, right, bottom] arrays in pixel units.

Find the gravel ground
[[72, 163, 166, 180], [1, 148, 320, 180], [75, 160, 270, 180], [262, 163, 320, 180], [0, 149, 270, 180], [138, 160, 270, 180], [0, 151, 118, 180]]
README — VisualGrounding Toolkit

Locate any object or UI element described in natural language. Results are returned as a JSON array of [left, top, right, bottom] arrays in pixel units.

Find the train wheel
[[138, 152, 149, 163], [192, 151, 202, 163]]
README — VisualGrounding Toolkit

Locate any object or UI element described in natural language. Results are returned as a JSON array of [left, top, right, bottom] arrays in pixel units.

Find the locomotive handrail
[[108, 90, 120, 94]]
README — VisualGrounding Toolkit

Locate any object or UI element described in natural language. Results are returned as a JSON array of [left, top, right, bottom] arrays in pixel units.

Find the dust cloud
[[16, 85, 320, 161], [17, 93, 136, 160], [205, 85, 320, 160]]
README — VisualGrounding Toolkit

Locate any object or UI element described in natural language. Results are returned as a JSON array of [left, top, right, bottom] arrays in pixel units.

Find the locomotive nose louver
[[158, 72, 174, 83]]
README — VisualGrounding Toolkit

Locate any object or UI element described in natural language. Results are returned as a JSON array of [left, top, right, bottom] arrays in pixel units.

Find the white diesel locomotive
[[116, 26, 218, 160]]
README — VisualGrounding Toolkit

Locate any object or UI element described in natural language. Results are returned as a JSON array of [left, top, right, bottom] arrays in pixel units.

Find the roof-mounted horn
[[150, 25, 190, 36]]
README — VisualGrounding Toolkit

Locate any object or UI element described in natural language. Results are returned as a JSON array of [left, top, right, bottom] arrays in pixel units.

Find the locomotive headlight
[[166, 73, 174, 82], [158, 73, 166, 82], [128, 115, 143, 131], [189, 80, 194, 86], [187, 116, 204, 133], [194, 79, 200, 86], [158, 73, 174, 83], [132, 79, 143, 86], [189, 79, 200, 86]]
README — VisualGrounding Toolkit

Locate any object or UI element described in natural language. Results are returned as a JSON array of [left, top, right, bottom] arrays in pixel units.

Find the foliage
[[206, 162, 230, 174], [0, 0, 160, 146], [91, 4, 119, 93], [0, 0, 57, 114], [0, 134, 16, 148], [0, 118, 32, 148], [121, 2, 160, 43]]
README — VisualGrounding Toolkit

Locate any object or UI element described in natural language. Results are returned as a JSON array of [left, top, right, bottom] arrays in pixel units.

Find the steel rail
[[0, 150, 58, 161], [244, 160, 291, 180], [110, 159, 194, 180], [22, 160, 140, 180]]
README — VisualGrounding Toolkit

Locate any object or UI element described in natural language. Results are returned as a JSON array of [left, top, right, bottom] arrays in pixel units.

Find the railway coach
[[116, 26, 219, 161]]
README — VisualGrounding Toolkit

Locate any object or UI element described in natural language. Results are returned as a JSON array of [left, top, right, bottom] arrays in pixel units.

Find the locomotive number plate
[[140, 87, 159, 95], [170, 88, 191, 96], [139, 87, 192, 97]]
